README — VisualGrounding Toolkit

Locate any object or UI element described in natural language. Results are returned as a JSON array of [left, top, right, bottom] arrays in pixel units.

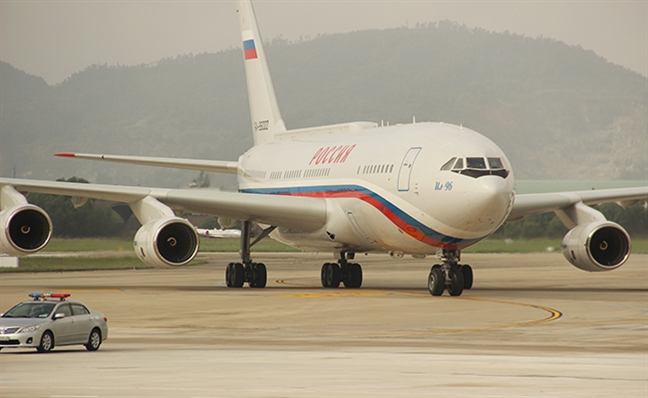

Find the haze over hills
[[1, 22, 646, 190]]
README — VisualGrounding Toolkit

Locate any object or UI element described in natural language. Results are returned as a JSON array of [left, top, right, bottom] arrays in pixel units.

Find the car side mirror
[[53, 313, 66, 320]]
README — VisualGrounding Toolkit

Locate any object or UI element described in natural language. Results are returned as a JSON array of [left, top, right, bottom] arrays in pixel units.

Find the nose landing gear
[[428, 249, 473, 297]]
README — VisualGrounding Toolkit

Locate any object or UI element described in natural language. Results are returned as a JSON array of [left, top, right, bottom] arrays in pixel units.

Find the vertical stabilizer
[[238, 0, 286, 145]]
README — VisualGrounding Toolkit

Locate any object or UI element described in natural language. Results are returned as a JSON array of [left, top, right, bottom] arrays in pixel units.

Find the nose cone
[[433, 176, 514, 239]]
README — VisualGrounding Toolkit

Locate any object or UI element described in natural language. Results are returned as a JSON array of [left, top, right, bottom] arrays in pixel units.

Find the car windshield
[[2, 302, 56, 318]]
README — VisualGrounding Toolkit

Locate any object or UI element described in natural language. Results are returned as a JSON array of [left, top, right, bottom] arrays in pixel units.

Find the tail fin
[[238, 0, 286, 145]]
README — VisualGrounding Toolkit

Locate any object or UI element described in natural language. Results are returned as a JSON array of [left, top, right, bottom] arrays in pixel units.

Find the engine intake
[[134, 217, 199, 268], [561, 221, 631, 272], [0, 205, 52, 256]]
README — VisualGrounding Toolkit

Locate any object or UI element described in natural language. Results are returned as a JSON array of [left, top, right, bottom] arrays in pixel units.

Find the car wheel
[[37, 331, 54, 353], [85, 328, 102, 351]]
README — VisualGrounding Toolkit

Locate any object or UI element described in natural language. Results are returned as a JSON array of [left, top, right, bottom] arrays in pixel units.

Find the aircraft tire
[[447, 266, 465, 297], [225, 262, 234, 287], [343, 263, 363, 288], [321, 262, 341, 288], [250, 263, 267, 288], [461, 264, 473, 290], [428, 266, 445, 296], [229, 262, 245, 288]]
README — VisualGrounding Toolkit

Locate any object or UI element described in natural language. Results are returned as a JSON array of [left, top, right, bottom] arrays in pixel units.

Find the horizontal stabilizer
[[55, 153, 238, 174]]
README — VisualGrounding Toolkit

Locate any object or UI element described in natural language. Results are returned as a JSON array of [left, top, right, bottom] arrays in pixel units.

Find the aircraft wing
[[0, 178, 326, 232], [508, 187, 648, 221], [54, 152, 239, 174]]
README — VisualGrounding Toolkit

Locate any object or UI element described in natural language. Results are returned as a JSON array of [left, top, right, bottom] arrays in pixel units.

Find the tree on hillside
[[27, 177, 123, 238], [494, 201, 647, 239]]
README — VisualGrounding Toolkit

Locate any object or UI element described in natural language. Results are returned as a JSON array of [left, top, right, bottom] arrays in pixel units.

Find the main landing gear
[[321, 251, 363, 288], [225, 221, 275, 288], [427, 249, 473, 297]]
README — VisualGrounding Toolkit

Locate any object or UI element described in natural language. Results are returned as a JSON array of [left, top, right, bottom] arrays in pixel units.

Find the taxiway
[[1, 252, 646, 397]]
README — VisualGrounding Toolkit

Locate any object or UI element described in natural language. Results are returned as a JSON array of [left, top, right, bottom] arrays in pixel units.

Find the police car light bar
[[28, 292, 71, 301], [29, 293, 44, 300]]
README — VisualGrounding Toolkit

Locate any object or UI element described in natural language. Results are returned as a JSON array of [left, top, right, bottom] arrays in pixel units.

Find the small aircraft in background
[[195, 228, 241, 239]]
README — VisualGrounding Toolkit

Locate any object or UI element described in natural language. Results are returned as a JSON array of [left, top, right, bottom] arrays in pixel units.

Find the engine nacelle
[[0, 205, 52, 256], [561, 221, 631, 272], [217, 217, 238, 229], [133, 217, 199, 268]]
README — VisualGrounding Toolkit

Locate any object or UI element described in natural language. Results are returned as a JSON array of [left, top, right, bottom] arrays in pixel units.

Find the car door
[[49, 303, 74, 346], [70, 303, 93, 343]]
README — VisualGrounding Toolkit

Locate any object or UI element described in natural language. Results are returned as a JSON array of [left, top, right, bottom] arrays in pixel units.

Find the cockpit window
[[488, 157, 504, 169], [440, 157, 456, 171], [444, 156, 509, 179], [466, 157, 486, 169]]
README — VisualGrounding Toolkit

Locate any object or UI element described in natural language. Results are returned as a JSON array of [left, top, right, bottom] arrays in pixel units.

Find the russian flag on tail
[[243, 39, 258, 60]]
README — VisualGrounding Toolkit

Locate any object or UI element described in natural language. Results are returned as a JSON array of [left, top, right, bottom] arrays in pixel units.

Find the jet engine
[[0, 204, 52, 256], [133, 217, 199, 268], [561, 221, 631, 272]]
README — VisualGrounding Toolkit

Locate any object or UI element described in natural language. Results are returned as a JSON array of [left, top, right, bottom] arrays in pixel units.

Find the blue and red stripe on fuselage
[[241, 184, 484, 250]]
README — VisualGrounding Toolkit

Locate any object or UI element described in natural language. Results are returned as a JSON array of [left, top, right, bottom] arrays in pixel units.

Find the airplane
[[196, 228, 242, 239], [1, 0, 646, 296]]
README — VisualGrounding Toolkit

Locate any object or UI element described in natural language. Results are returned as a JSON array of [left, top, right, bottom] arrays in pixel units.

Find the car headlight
[[17, 325, 41, 333]]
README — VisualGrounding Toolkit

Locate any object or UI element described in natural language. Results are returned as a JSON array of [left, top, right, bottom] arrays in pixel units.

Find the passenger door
[[397, 147, 421, 191]]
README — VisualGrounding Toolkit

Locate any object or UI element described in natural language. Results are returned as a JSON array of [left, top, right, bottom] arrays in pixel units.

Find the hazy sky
[[1, 1, 646, 85]]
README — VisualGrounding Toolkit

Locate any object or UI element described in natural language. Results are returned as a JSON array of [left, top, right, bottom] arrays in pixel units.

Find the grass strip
[[3, 238, 645, 273]]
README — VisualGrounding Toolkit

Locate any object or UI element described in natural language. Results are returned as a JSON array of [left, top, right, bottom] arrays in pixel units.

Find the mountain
[[1, 22, 646, 189]]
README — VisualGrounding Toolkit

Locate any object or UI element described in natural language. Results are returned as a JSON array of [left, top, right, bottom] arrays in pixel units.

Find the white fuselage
[[237, 122, 515, 255]]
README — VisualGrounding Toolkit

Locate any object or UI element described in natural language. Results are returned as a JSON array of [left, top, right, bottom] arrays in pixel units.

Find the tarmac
[[1, 252, 646, 397]]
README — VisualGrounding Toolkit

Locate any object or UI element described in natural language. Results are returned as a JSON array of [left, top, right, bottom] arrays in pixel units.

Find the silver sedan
[[0, 293, 108, 353]]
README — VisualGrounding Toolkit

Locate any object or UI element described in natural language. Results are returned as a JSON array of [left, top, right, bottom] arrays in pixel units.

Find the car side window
[[56, 304, 73, 317], [71, 304, 90, 315]]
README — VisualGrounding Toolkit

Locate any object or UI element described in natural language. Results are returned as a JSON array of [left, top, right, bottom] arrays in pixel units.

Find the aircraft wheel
[[428, 266, 445, 296], [249, 263, 267, 288], [343, 263, 363, 288], [228, 262, 245, 288], [321, 262, 341, 288], [321, 263, 330, 287], [225, 262, 234, 287], [461, 264, 473, 290], [447, 266, 465, 297]]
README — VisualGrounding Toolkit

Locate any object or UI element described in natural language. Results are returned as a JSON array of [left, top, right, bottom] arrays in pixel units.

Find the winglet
[[238, 0, 286, 145]]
